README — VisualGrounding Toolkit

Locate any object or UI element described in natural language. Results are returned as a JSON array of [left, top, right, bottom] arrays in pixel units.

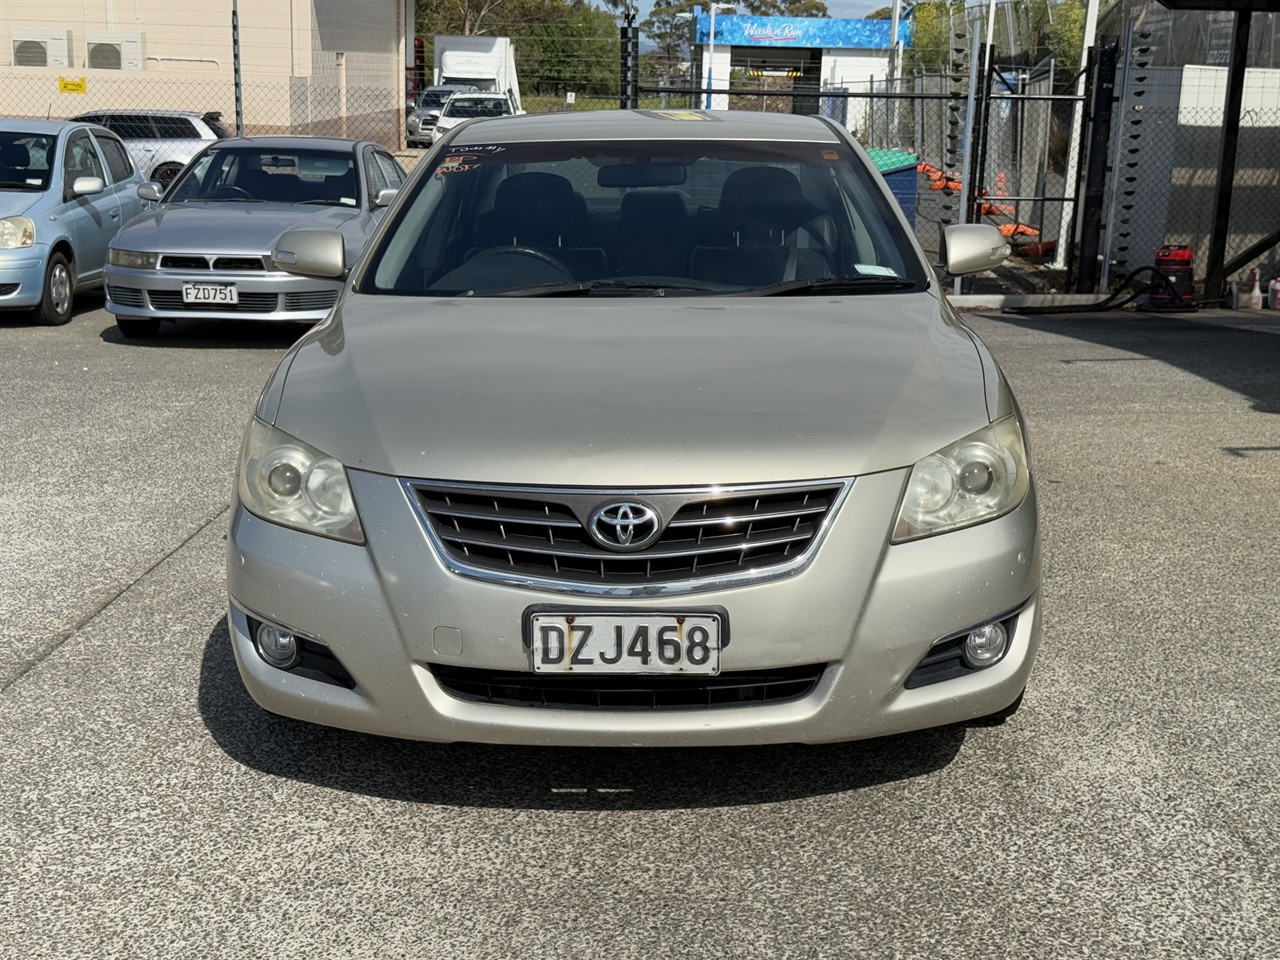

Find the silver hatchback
[[227, 110, 1040, 746]]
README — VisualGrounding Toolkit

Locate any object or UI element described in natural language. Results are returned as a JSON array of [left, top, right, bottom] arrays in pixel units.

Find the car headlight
[[108, 248, 160, 269], [237, 418, 364, 543], [892, 415, 1030, 542], [0, 216, 35, 249]]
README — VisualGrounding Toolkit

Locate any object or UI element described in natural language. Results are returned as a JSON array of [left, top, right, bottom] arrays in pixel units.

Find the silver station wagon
[[227, 110, 1041, 746]]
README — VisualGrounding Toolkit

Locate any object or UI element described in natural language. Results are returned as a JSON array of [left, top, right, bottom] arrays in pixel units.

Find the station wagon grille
[[283, 290, 339, 311], [147, 290, 279, 312], [429, 663, 826, 710], [407, 480, 850, 593], [106, 284, 145, 307]]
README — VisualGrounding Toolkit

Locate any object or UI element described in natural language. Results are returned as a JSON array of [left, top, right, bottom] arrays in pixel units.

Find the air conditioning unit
[[85, 31, 144, 71], [11, 29, 72, 68]]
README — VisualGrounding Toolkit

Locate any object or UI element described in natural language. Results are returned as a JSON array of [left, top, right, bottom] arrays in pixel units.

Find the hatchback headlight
[[892, 416, 1030, 542], [237, 419, 364, 543], [108, 248, 160, 269], [0, 216, 35, 249]]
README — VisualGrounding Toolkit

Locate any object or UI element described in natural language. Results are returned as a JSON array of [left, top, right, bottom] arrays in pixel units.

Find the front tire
[[150, 162, 184, 187], [34, 252, 74, 326], [116, 316, 161, 339]]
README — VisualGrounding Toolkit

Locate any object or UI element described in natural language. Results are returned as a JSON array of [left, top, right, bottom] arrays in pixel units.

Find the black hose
[[1003, 265, 1180, 315]]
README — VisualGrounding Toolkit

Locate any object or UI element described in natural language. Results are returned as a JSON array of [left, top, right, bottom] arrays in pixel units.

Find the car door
[[59, 130, 120, 285], [92, 130, 144, 226]]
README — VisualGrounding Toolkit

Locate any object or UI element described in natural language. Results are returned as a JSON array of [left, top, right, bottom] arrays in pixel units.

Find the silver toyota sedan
[[227, 110, 1040, 746], [104, 136, 405, 338]]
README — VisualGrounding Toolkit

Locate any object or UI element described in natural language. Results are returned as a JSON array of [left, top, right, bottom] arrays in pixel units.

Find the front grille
[[147, 290, 279, 312], [212, 256, 267, 271], [408, 480, 849, 591], [160, 255, 210, 270], [0, 283, 19, 296], [283, 290, 339, 311], [430, 663, 826, 710], [107, 284, 145, 307]]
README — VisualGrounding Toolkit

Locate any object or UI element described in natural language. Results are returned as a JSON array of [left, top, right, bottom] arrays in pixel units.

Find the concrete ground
[[1, 297, 1277, 958]]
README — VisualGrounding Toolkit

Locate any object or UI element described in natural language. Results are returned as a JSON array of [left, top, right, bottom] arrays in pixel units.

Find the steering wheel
[[205, 185, 254, 200], [468, 245, 573, 277]]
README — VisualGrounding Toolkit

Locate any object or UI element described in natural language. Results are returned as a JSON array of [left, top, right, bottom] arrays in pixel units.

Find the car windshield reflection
[[166, 147, 359, 206]]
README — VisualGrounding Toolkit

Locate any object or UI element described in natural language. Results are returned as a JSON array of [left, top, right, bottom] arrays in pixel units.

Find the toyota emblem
[[588, 501, 662, 552]]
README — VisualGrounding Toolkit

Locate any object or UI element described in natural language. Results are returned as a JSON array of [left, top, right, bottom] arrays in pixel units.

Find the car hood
[[0, 190, 45, 218], [114, 202, 361, 254], [272, 293, 989, 487]]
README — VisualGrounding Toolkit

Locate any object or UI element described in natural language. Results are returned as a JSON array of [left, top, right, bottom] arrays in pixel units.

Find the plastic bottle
[[1249, 268, 1263, 310], [1269, 277, 1280, 310]]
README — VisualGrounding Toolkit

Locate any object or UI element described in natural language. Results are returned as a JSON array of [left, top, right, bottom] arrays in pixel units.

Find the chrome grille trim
[[400, 478, 853, 597]]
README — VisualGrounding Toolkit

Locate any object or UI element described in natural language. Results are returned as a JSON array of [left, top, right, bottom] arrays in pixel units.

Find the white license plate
[[530, 612, 722, 675], [182, 283, 238, 304]]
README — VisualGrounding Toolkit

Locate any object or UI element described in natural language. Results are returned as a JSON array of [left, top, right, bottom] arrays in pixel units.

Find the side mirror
[[137, 181, 164, 202], [373, 187, 398, 209], [942, 224, 1010, 276], [426, 109, 441, 119], [72, 176, 105, 197], [272, 228, 346, 279]]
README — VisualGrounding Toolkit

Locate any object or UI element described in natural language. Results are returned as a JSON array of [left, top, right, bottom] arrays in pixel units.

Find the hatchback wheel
[[151, 162, 183, 187], [34, 252, 74, 326], [116, 316, 161, 339]]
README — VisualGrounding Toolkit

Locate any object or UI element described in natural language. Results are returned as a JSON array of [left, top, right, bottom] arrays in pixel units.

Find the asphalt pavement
[[1, 299, 1277, 958]]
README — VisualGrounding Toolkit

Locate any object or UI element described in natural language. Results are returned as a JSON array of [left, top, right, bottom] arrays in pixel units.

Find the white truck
[[433, 36, 522, 114]]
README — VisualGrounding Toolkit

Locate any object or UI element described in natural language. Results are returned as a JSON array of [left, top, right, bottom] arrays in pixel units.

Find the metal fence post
[[232, 0, 244, 137], [1074, 36, 1120, 294]]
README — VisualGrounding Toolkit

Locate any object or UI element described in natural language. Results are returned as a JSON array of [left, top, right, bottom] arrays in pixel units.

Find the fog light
[[255, 622, 300, 669], [962, 622, 1008, 668]]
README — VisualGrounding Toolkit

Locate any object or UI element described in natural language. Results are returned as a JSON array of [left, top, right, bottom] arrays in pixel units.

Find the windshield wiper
[[753, 274, 919, 296], [495, 279, 717, 298], [299, 198, 353, 206], [0, 181, 43, 190]]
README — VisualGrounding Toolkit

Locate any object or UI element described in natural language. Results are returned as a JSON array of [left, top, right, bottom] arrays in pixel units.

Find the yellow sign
[[652, 111, 707, 121], [58, 76, 88, 94]]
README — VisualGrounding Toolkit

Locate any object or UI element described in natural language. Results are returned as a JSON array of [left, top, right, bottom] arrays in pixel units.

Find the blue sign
[[695, 14, 911, 50]]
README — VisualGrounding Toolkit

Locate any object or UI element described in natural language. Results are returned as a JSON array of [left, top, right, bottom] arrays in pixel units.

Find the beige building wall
[[0, 0, 404, 144]]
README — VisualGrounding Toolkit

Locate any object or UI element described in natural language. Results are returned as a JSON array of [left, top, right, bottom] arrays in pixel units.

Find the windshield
[[165, 146, 359, 205], [362, 137, 928, 297], [443, 98, 510, 119], [417, 89, 459, 111], [0, 132, 57, 192]]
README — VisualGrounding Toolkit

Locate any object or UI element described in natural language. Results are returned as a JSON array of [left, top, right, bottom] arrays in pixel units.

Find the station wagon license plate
[[530, 612, 722, 675], [182, 283, 239, 304]]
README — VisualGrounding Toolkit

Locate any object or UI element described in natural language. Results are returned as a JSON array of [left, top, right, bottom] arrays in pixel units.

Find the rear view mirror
[[72, 176, 105, 197], [942, 224, 1010, 276], [597, 163, 687, 189], [137, 182, 164, 202], [272, 228, 346, 279], [373, 187, 398, 209]]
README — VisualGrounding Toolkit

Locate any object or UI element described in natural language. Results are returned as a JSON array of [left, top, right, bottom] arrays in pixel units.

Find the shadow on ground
[[199, 617, 966, 810], [99, 316, 312, 350], [981, 310, 1280, 414]]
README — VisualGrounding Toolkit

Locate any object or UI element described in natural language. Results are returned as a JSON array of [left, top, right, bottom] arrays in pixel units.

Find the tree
[[641, 0, 697, 82], [1047, 0, 1087, 75], [904, 0, 962, 73], [740, 0, 830, 14], [865, 6, 892, 19]]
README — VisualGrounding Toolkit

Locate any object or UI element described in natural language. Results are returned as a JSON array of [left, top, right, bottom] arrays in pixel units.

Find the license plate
[[182, 283, 238, 304], [530, 612, 722, 675]]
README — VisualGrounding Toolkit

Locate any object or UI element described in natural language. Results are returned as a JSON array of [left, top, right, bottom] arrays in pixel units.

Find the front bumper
[[105, 263, 345, 323], [226, 468, 1041, 746], [0, 245, 50, 309]]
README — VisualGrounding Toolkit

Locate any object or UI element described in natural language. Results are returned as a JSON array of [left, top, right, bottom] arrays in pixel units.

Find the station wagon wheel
[[115, 316, 161, 339], [34, 252, 74, 326], [151, 162, 183, 187]]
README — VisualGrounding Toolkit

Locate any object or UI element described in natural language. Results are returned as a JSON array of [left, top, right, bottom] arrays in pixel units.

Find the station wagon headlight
[[0, 216, 35, 249], [238, 418, 364, 543], [108, 248, 160, 269], [892, 416, 1030, 542]]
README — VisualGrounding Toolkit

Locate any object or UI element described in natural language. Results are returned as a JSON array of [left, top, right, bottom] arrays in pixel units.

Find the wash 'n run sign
[[694, 15, 911, 50]]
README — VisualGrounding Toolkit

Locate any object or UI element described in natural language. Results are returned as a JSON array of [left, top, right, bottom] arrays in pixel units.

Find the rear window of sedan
[[363, 137, 927, 296]]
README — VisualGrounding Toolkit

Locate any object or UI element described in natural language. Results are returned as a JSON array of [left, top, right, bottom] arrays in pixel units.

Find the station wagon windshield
[[363, 138, 928, 297], [0, 132, 56, 191], [166, 147, 360, 206]]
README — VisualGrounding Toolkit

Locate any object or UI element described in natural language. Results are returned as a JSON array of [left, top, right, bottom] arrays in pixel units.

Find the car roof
[[449, 109, 843, 145], [0, 118, 98, 135], [71, 109, 211, 119], [446, 92, 510, 99], [203, 135, 363, 152]]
